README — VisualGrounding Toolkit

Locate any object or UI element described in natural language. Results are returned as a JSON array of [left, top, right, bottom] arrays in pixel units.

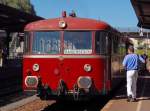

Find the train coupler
[[57, 79, 68, 96], [73, 84, 80, 101], [37, 84, 52, 100]]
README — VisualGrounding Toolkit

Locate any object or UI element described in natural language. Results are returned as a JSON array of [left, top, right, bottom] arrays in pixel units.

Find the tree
[[0, 0, 36, 15]]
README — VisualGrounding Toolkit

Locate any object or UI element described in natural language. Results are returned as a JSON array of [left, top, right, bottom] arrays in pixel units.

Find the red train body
[[23, 12, 131, 100]]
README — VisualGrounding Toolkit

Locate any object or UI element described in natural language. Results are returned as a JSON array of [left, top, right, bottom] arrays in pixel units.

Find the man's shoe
[[130, 98, 137, 102], [127, 95, 132, 102]]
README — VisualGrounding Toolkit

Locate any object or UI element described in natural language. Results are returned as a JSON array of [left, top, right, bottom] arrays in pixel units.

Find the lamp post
[[146, 31, 149, 55], [139, 27, 143, 37]]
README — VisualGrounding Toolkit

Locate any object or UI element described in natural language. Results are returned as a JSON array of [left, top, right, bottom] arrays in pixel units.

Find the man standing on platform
[[122, 45, 145, 102]]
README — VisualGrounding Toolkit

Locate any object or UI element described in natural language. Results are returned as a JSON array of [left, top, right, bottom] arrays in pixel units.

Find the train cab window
[[24, 32, 30, 54], [32, 31, 60, 54], [64, 31, 92, 54], [95, 31, 107, 54], [118, 38, 126, 55]]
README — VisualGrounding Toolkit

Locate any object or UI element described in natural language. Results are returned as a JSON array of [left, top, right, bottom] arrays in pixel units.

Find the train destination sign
[[64, 49, 92, 54]]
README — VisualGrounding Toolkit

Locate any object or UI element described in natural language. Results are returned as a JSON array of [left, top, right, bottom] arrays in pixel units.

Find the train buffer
[[102, 75, 150, 111]]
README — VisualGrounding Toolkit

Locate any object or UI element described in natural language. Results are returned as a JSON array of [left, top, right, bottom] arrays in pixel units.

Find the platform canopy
[[0, 4, 43, 32], [131, 0, 150, 29]]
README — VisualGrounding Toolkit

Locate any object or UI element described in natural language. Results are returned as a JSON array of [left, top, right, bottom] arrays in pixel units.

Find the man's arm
[[122, 56, 127, 67], [139, 55, 145, 63]]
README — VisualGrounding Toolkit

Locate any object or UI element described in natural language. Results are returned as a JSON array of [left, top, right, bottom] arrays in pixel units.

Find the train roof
[[24, 16, 112, 31]]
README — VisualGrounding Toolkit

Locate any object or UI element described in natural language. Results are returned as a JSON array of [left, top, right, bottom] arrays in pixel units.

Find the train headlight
[[59, 20, 67, 28], [84, 64, 92, 72], [77, 76, 92, 89], [25, 76, 38, 87], [33, 64, 40, 72]]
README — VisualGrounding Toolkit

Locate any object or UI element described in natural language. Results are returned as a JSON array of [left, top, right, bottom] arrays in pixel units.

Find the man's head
[[128, 45, 134, 54]]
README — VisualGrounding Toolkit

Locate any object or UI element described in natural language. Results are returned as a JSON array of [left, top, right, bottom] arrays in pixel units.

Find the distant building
[[130, 38, 150, 50]]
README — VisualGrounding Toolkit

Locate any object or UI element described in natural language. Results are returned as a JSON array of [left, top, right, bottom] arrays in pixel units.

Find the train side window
[[118, 38, 126, 55], [95, 31, 107, 54], [112, 35, 119, 54]]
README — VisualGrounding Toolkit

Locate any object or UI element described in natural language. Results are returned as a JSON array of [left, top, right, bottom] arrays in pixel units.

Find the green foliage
[[0, 0, 36, 14], [135, 49, 144, 55], [135, 49, 150, 58]]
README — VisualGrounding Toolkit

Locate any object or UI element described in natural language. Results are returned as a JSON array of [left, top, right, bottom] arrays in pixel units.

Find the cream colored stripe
[[23, 55, 106, 59]]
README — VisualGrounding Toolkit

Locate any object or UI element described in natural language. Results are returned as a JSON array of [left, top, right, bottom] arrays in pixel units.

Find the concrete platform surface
[[102, 76, 150, 111]]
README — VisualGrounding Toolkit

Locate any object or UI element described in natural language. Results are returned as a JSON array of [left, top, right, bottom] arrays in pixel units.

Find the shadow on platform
[[0, 91, 36, 107], [113, 74, 150, 101]]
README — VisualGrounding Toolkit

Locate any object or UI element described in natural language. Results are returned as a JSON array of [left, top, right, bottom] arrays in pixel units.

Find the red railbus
[[23, 12, 131, 100]]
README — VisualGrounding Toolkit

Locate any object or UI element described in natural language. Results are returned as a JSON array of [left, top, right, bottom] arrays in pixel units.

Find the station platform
[[0, 66, 22, 96], [102, 75, 150, 111], [0, 92, 38, 111]]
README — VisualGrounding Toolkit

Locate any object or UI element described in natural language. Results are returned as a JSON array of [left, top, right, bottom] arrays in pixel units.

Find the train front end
[[23, 14, 111, 100]]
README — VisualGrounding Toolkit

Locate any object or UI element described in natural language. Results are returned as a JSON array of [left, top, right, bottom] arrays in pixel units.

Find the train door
[[111, 33, 124, 89], [95, 31, 111, 93], [105, 32, 112, 92]]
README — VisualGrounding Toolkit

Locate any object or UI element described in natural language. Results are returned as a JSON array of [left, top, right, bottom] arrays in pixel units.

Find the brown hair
[[128, 45, 134, 53]]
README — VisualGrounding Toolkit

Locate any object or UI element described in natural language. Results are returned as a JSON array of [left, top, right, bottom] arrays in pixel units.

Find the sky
[[30, 0, 138, 28]]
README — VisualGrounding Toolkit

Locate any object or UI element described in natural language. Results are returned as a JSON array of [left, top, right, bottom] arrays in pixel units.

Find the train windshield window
[[95, 31, 107, 54], [32, 31, 60, 54], [64, 31, 92, 54]]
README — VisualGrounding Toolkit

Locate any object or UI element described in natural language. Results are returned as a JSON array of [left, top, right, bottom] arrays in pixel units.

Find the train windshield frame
[[24, 31, 92, 55]]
